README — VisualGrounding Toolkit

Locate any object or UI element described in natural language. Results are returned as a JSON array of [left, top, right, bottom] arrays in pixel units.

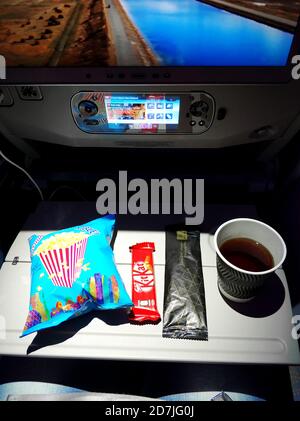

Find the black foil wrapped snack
[[163, 229, 208, 340]]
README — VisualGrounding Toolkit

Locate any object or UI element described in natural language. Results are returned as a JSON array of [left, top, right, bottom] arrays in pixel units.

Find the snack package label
[[129, 242, 161, 324], [22, 215, 132, 337]]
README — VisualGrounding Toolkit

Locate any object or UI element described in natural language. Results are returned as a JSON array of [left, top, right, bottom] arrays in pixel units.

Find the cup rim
[[213, 218, 287, 275]]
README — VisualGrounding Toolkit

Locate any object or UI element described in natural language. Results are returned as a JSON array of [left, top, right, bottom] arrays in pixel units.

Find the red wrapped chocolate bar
[[129, 242, 161, 324]]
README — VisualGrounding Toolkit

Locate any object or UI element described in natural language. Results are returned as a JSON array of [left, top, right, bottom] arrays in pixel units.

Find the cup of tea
[[214, 218, 287, 302]]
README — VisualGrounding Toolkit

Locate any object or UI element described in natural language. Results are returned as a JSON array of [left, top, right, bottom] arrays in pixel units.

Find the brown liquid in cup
[[219, 237, 274, 272]]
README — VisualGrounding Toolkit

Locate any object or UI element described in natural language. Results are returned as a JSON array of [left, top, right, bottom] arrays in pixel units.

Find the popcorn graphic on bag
[[34, 232, 88, 288]]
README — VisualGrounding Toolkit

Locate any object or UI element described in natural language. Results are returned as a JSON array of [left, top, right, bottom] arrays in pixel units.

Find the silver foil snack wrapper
[[163, 229, 208, 341]]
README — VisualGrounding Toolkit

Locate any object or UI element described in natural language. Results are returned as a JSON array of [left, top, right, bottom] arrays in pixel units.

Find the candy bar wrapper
[[129, 242, 161, 324], [163, 229, 208, 340]]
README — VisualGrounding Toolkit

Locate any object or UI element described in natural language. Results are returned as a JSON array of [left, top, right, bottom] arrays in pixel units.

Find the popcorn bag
[[22, 215, 133, 337]]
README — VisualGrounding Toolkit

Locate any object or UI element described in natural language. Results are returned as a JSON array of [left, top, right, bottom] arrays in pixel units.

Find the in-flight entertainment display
[[0, 0, 299, 67], [71, 92, 189, 134], [104, 95, 180, 125]]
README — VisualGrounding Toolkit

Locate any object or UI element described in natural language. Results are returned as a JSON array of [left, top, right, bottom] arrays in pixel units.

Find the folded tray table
[[0, 228, 299, 364]]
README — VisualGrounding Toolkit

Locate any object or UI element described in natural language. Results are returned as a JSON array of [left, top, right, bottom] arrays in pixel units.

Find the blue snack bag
[[22, 215, 132, 337]]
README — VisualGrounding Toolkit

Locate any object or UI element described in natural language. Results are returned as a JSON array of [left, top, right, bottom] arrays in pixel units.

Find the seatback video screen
[[0, 0, 298, 67]]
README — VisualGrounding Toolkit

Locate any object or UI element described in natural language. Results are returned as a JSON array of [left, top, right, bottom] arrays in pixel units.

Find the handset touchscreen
[[104, 94, 180, 128]]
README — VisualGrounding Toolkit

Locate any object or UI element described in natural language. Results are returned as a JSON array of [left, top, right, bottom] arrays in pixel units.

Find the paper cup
[[214, 218, 287, 302]]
